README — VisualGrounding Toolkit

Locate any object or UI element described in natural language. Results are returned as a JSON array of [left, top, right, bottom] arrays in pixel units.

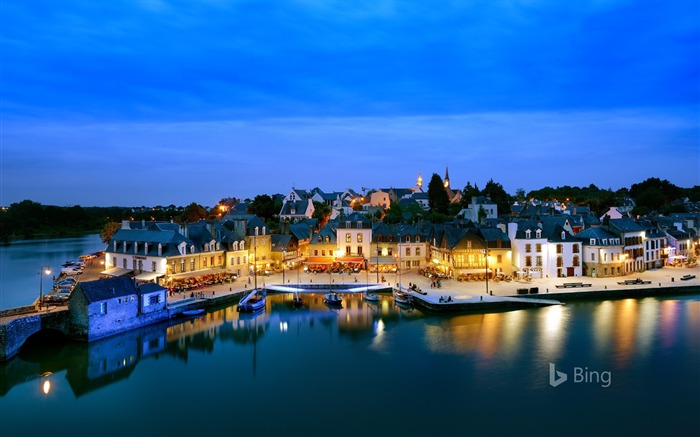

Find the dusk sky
[[1, 0, 698, 207]]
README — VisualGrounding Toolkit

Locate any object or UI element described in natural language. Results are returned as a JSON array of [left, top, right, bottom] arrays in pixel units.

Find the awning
[[369, 256, 397, 265], [169, 268, 224, 280], [336, 257, 365, 263], [456, 268, 492, 274], [306, 257, 334, 265], [134, 271, 163, 282], [284, 257, 304, 263], [100, 267, 133, 277]]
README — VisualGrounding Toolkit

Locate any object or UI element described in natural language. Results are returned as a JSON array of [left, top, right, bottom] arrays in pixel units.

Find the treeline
[[0, 200, 199, 243], [527, 178, 699, 216]]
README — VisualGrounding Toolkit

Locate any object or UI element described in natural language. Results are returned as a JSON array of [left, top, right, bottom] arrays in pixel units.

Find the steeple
[[444, 166, 450, 189], [416, 171, 423, 191]]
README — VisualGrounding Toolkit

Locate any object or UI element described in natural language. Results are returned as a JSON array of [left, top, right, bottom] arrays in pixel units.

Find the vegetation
[[2, 177, 696, 243], [427, 173, 449, 214]]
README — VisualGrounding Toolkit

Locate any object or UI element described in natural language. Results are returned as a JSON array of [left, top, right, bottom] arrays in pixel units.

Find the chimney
[[122, 220, 130, 230]]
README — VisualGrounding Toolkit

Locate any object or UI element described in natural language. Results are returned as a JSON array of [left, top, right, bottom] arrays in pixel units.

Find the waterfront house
[[279, 188, 315, 221], [68, 276, 168, 341], [574, 227, 625, 277], [602, 218, 646, 273]]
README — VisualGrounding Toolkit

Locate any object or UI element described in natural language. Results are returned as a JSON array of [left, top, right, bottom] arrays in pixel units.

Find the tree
[[384, 202, 403, 224], [481, 179, 511, 216], [179, 202, 207, 223], [100, 221, 122, 244], [515, 188, 526, 201], [460, 182, 480, 207], [248, 194, 276, 222], [427, 173, 449, 214], [312, 201, 331, 225]]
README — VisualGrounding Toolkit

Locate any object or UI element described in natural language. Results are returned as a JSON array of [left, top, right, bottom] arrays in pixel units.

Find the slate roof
[[280, 200, 311, 216], [608, 218, 645, 233], [574, 227, 620, 245], [140, 283, 167, 294], [76, 276, 137, 303], [478, 227, 511, 248], [289, 222, 313, 240], [271, 234, 293, 252]]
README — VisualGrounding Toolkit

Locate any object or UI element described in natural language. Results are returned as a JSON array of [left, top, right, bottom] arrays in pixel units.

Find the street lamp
[[39, 265, 51, 311], [482, 249, 491, 295], [282, 249, 286, 284]]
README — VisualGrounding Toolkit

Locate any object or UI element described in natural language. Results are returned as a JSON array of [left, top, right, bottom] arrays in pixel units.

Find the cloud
[[2, 108, 696, 206]]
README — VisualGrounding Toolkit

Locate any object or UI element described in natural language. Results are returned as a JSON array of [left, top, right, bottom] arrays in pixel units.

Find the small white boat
[[364, 292, 380, 302], [238, 289, 266, 313], [393, 290, 412, 305], [324, 292, 343, 306], [182, 309, 205, 317]]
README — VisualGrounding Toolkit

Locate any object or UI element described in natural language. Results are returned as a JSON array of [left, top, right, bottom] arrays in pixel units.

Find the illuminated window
[[357, 233, 363, 243], [525, 244, 532, 253], [525, 256, 532, 267], [537, 244, 543, 253], [416, 248, 421, 256], [346, 234, 351, 243], [573, 256, 580, 267]]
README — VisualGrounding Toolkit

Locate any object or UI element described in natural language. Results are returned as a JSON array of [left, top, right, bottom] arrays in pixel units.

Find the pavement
[[45, 260, 700, 308]]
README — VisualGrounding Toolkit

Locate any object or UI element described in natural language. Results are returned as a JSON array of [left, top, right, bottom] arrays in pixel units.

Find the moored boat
[[182, 309, 205, 317], [364, 292, 380, 302], [323, 292, 343, 306], [292, 291, 304, 308], [238, 289, 267, 313], [393, 290, 412, 305]]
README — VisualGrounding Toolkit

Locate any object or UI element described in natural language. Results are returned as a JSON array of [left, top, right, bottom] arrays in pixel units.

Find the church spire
[[416, 171, 423, 191], [444, 166, 450, 189]]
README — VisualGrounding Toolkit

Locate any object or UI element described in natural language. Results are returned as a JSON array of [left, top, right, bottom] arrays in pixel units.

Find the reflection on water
[[2, 293, 699, 437]]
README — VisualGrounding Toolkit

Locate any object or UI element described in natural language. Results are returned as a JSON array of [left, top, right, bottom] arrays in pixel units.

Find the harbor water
[[1, 236, 698, 436], [0, 234, 106, 310], [1, 292, 699, 437]]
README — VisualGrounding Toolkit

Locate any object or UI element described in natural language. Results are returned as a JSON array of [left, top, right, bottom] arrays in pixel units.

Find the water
[[1, 293, 699, 437], [0, 234, 106, 309]]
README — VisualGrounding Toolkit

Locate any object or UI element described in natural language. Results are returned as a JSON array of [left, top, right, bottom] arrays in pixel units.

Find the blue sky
[[1, 0, 698, 207]]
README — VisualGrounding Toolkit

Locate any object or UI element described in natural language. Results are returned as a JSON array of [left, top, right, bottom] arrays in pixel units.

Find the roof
[[76, 276, 137, 303], [139, 283, 167, 294], [608, 218, 645, 233], [575, 227, 620, 245]]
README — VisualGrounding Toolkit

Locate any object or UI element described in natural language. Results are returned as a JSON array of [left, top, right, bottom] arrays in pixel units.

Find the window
[[536, 256, 542, 267], [525, 256, 532, 267], [203, 258, 207, 267], [314, 250, 318, 256], [377, 236, 383, 242], [405, 248, 410, 256], [536, 229, 542, 238], [557, 257, 563, 267], [325, 236, 330, 243], [526, 230, 531, 239], [113, 257, 117, 267], [358, 246, 363, 255], [525, 244, 532, 253], [573, 256, 580, 267], [322, 250, 326, 256], [346, 246, 351, 255], [243, 256, 246, 264], [152, 261, 156, 271], [190, 260, 195, 271], [497, 255, 502, 263], [416, 247, 421, 256], [181, 260, 185, 272], [346, 234, 351, 243], [317, 236, 322, 242], [467, 241, 472, 249], [123, 259, 127, 269], [415, 236, 420, 242], [240, 241, 244, 250], [573, 244, 579, 253], [537, 244, 543, 253], [148, 294, 161, 305], [100, 302, 107, 314], [555, 244, 562, 254], [591, 253, 595, 262], [357, 233, 363, 243]]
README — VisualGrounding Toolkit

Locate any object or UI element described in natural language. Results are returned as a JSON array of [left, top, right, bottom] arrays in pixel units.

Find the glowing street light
[[38, 265, 51, 311], [482, 249, 491, 296]]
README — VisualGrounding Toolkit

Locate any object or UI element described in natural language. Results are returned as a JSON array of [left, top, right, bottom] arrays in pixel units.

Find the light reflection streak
[[593, 300, 614, 358], [613, 299, 637, 366], [635, 298, 658, 358], [537, 305, 568, 359]]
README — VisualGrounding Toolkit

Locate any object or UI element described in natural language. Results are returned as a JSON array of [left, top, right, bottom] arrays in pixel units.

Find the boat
[[393, 290, 412, 305], [680, 274, 696, 281], [364, 292, 380, 302], [323, 292, 343, 306], [292, 291, 304, 308], [237, 289, 267, 313], [182, 309, 205, 317]]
